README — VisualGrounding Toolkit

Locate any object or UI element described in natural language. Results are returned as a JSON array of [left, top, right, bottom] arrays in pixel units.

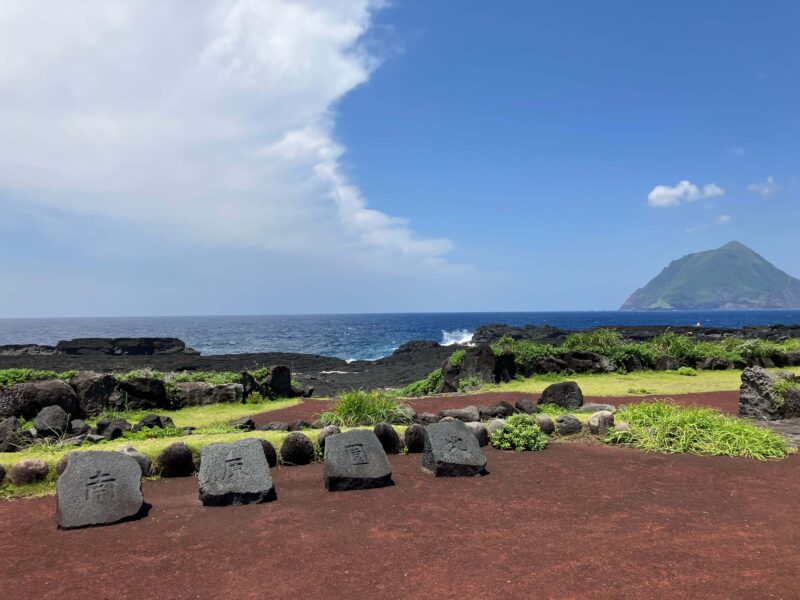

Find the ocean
[[1, 311, 800, 361]]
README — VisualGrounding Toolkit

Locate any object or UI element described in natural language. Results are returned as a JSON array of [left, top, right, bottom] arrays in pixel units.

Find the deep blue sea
[[1, 311, 800, 361]]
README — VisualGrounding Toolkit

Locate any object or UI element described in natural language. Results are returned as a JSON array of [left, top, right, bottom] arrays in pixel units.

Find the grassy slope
[[481, 367, 800, 397]]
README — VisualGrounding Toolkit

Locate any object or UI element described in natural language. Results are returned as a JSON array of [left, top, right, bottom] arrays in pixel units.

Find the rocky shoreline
[[2, 324, 800, 396]]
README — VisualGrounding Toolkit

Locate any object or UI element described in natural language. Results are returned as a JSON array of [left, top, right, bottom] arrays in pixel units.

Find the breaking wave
[[441, 329, 474, 346]]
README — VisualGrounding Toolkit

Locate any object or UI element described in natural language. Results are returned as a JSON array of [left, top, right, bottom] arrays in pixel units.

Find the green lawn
[[480, 367, 800, 397]]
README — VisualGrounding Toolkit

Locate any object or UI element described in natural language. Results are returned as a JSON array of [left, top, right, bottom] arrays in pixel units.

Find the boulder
[[279, 433, 314, 466], [117, 445, 153, 477], [94, 418, 131, 440], [520, 356, 568, 376], [131, 414, 175, 432], [697, 357, 741, 371], [323, 429, 393, 492], [739, 366, 800, 420], [56, 451, 144, 529], [171, 382, 244, 408], [373, 422, 401, 454], [404, 424, 427, 453], [291, 384, 315, 398], [615, 421, 631, 432], [289, 420, 312, 431], [786, 351, 800, 367], [231, 417, 256, 431], [259, 439, 278, 468], [0, 379, 80, 420], [257, 421, 290, 432], [0, 416, 24, 452], [441, 345, 517, 392], [157, 442, 196, 477], [416, 413, 439, 426], [84, 434, 106, 444], [577, 403, 616, 414], [33, 405, 70, 438], [199, 439, 276, 506], [240, 372, 260, 400], [0, 464, 5, 484], [587, 411, 615, 436], [561, 351, 615, 373], [540, 382, 584, 410], [515, 398, 539, 414], [261, 366, 292, 398], [478, 405, 507, 420], [654, 356, 681, 371], [398, 405, 417, 423], [317, 425, 341, 451], [69, 372, 121, 417], [56, 454, 70, 476], [535, 415, 555, 435], [422, 421, 487, 477], [10, 458, 49, 485], [464, 422, 490, 447], [487, 419, 507, 437], [56, 337, 190, 356], [116, 377, 171, 411], [438, 406, 480, 423], [555, 414, 582, 436], [69, 419, 91, 436]]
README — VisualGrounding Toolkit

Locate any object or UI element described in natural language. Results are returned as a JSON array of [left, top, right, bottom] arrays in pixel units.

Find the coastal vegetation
[[606, 401, 791, 460], [489, 414, 549, 451], [319, 390, 412, 427]]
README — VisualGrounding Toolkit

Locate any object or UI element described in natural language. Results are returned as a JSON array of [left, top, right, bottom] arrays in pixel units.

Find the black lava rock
[[373, 422, 401, 454], [404, 424, 426, 453], [515, 398, 539, 414], [317, 425, 341, 451], [68, 419, 91, 436], [259, 439, 278, 468], [540, 382, 584, 410], [157, 442, 196, 477], [280, 432, 314, 466], [131, 414, 175, 432], [0, 463, 5, 484], [231, 417, 256, 431], [94, 418, 131, 440], [289, 420, 312, 431], [556, 414, 582, 435]]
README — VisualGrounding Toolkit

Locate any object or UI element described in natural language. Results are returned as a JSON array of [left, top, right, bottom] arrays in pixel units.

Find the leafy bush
[[457, 375, 483, 392], [320, 390, 412, 426], [402, 368, 444, 397], [448, 349, 466, 367], [652, 332, 696, 360], [562, 329, 623, 356], [676, 366, 697, 376], [490, 336, 557, 369], [245, 391, 269, 405], [0, 369, 77, 387], [490, 414, 549, 451], [606, 401, 791, 459], [773, 378, 800, 408], [167, 371, 242, 385]]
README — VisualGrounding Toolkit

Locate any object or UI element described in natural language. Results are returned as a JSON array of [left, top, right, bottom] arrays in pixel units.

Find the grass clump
[[676, 366, 697, 376], [320, 390, 412, 426], [116, 369, 165, 381], [402, 368, 444, 397], [606, 401, 792, 460], [0, 369, 77, 387], [490, 414, 549, 452], [167, 371, 242, 385], [490, 336, 557, 369], [772, 378, 800, 408], [448, 349, 466, 367]]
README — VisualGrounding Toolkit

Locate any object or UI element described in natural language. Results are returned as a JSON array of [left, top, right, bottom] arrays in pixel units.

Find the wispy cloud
[[0, 0, 455, 273], [726, 146, 746, 156], [648, 180, 724, 208], [748, 176, 780, 197], [686, 214, 732, 234]]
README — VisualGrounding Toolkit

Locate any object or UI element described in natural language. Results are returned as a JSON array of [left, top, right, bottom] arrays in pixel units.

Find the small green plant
[[320, 390, 412, 426], [676, 366, 697, 377], [606, 401, 791, 460], [490, 414, 549, 452], [0, 369, 77, 387], [122, 426, 184, 440], [116, 369, 165, 381], [627, 387, 652, 394], [457, 375, 483, 392], [245, 391, 269, 405], [448, 349, 466, 367], [402, 368, 444, 397], [772, 378, 800, 408]]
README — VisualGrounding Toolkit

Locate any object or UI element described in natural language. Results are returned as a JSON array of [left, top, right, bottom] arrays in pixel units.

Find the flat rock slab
[[323, 429, 393, 492], [57, 451, 144, 529], [199, 438, 276, 506], [423, 421, 487, 477]]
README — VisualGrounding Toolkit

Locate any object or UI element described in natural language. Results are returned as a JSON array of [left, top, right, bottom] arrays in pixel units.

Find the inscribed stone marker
[[323, 429, 393, 492], [198, 438, 276, 506]]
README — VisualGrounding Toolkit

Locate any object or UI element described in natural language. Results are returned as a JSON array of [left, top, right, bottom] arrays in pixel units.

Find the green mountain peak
[[620, 241, 800, 310]]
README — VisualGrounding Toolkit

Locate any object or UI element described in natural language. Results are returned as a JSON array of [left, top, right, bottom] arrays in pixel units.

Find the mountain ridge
[[621, 241, 800, 310]]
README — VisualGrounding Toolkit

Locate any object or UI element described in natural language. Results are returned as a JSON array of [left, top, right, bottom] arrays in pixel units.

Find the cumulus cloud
[[748, 176, 780, 197], [0, 0, 453, 270], [647, 180, 724, 208]]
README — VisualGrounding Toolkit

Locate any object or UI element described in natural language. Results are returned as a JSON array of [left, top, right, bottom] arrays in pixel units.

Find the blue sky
[[0, 0, 798, 317]]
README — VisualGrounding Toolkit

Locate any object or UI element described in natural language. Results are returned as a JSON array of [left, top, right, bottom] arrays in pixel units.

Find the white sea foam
[[441, 329, 474, 346]]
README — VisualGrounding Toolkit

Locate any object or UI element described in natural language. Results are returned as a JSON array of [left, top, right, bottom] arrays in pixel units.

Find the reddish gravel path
[[252, 391, 740, 426], [1, 443, 799, 599]]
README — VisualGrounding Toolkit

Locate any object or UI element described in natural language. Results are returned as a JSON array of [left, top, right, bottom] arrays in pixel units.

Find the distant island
[[621, 241, 800, 310]]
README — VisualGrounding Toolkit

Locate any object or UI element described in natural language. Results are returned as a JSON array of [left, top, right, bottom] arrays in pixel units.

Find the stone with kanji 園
[[323, 429, 393, 492], [198, 438, 276, 506], [56, 451, 144, 529]]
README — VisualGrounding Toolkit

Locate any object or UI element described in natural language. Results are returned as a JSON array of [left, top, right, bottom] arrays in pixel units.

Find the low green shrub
[[320, 390, 412, 426], [562, 329, 623, 356], [490, 336, 558, 369], [245, 391, 269, 405], [457, 375, 483, 392], [167, 371, 242, 385], [402, 368, 444, 397], [116, 369, 165, 381], [676, 366, 697, 376], [773, 378, 800, 408], [122, 426, 184, 440], [605, 401, 791, 460], [448, 349, 466, 367], [0, 369, 77, 387], [490, 414, 549, 452]]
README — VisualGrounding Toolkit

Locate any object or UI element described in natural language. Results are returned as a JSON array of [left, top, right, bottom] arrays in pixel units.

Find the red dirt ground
[[252, 390, 741, 426], [1, 442, 799, 599]]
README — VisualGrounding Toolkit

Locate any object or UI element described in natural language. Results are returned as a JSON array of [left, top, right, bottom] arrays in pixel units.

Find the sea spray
[[441, 329, 474, 346]]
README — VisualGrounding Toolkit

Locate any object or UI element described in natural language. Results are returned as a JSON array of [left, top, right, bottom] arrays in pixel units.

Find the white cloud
[[717, 214, 731, 225], [686, 214, 731, 234], [648, 180, 724, 208], [0, 0, 454, 272], [748, 176, 780, 197]]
